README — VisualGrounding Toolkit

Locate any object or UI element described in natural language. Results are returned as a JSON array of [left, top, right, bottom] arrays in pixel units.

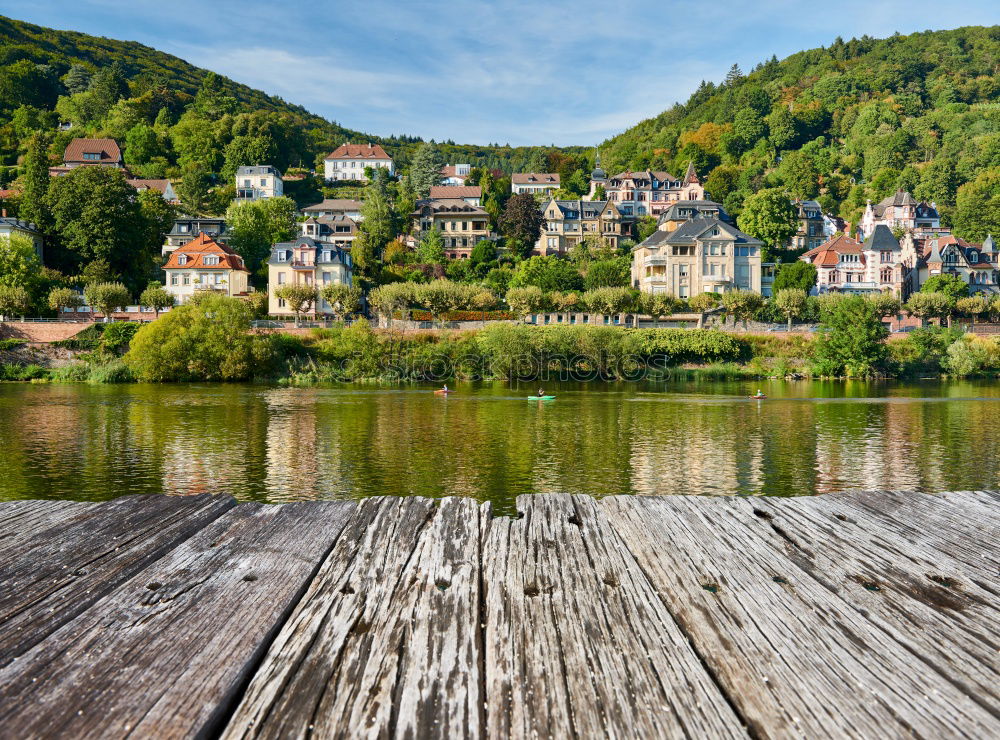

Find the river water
[[1, 380, 998, 515]]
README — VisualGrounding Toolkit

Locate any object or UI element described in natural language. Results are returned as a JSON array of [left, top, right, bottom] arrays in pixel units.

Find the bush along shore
[[2, 294, 999, 384]]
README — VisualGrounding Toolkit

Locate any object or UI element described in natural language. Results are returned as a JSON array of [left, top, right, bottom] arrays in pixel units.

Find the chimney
[[844, 221, 852, 237], [1, 208, 6, 218]]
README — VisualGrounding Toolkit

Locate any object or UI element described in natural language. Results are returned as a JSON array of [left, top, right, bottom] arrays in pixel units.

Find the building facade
[[605, 162, 705, 219], [323, 143, 394, 182], [411, 199, 492, 259], [799, 225, 909, 296], [632, 218, 762, 297], [655, 200, 729, 232], [911, 234, 999, 295], [859, 190, 940, 240], [789, 199, 825, 251], [56, 138, 123, 170], [300, 215, 358, 250], [235, 165, 283, 201], [162, 217, 228, 256], [535, 199, 622, 255], [440, 164, 472, 185], [301, 199, 364, 221], [511, 173, 560, 196], [267, 237, 352, 316], [163, 233, 249, 304], [127, 178, 178, 203], [428, 185, 482, 205], [0, 215, 43, 259]]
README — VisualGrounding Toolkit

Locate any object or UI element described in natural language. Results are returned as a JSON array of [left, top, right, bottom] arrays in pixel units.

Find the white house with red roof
[[323, 143, 394, 182], [799, 225, 910, 297], [511, 172, 560, 196], [162, 233, 250, 304]]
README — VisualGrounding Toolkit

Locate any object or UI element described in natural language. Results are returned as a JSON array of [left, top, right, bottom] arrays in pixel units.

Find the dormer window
[[82, 152, 101, 161], [204, 255, 219, 266], [177, 255, 188, 265], [970, 252, 978, 263]]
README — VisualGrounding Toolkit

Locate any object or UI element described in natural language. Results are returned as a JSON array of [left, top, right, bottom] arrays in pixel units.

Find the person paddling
[[538, 388, 544, 397]]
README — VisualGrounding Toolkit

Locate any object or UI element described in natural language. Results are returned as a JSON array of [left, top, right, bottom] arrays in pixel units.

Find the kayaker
[[538, 388, 544, 397], [443, 384, 448, 392], [756, 389, 762, 397]]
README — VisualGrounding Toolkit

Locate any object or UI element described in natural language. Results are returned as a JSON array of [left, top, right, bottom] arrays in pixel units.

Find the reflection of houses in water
[[264, 391, 322, 502]]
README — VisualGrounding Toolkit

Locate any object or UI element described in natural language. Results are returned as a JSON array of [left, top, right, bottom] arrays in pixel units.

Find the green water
[[1, 380, 998, 515]]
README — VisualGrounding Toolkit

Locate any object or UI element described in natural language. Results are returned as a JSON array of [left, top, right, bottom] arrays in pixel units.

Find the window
[[183, 274, 191, 285], [203, 255, 219, 266], [278, 272, 286, 285], [179, 224, 190, 233], [880, 268, 893, 282], [278, 298, 285, 308], [177, 255, 188, 265], [881, 251, 893, 263], [244, 180, 251, 187], [260, 178, 267, 186], [170, 275, 178, 286]]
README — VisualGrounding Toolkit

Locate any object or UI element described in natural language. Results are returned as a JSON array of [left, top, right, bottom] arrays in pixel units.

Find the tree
[[46, 168, 154, 291], [176, 163, 212, 216], [415, 280, 464, 327], [498, 193, 545, 259], [721, 290, 764, 329], [814, 295, 888, 377], [368, 282, 416, 326], [772, 261, 818, 293], [731, 108, 766, 152], [353, 172, 398, 283], [226, 196, 297, 278], [0, 285, 31, 318], [63, 64, 92, 95], [19, 132, 52, 231], [409, 141, 445, 197], [417, 228, 445, 264], [125, 294, 277, 382], [585, 257, 630, 289], [921, 274, 969, 300], [773, 288, 807, 331], [274, 283, 317, 325], [320, 283, 362, 321], [952, 169, 1000, 242], [636, 215, 658, 243], [125, 123, 161, 167], [592, 184, 606, 201], [736, 189, 798, 255], [48, 286, 84, 315], [956, 295, 989, 325], [868, 293, 901, 318], [510, 255, 584, 292], [584, 287, 637, 316], [471, 288, 497, 325], [139, 283, 175, 318], [906, 291, 954, 326], [0, 234, 42, 292], [505, 286, 547, 319], [85, 282, 131, 321], [640, 292, 679, 326]]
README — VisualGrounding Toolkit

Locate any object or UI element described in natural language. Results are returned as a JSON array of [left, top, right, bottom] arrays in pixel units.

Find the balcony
[[290, 260, 316, 268], [643, 256, 669, 267]]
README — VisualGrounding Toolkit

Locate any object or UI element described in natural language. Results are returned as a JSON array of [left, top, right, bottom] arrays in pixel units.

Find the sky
[[6, 1, 999, 146]]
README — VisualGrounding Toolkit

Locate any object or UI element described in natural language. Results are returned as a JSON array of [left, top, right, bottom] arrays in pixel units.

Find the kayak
[[749, 394, 767, 400], [434, 389, 453, 395], [528, 395, 556, 400]]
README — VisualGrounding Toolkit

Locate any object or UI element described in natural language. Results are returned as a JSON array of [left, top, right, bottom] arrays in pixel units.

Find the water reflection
[[2, 380, 999, 515]]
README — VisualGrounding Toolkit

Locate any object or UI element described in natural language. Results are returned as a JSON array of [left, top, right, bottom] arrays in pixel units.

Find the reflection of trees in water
[[3, 383, 1000, 508]]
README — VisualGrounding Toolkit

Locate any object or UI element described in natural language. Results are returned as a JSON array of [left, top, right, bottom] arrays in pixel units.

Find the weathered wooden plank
[[0, 499, 97, 555], [0, 493, 235, 665], [0, 500, 353, 739], [223, 496, 483, 740], [482, 494, 746, 740], [602, 495, 1000, 738], [815, 489, 1000, 584]]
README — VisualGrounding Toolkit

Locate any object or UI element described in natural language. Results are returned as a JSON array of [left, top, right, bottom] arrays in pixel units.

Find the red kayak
[[434, 389, 453, 395], [749, 394, 767, 400]]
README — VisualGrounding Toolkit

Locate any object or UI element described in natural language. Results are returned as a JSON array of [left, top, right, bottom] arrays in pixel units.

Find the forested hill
[[0, 15, 581, 176], [597, 26, 1000, 238]]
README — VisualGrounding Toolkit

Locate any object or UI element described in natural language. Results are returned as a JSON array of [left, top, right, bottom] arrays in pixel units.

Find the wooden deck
[[0, 490, 997, 738]]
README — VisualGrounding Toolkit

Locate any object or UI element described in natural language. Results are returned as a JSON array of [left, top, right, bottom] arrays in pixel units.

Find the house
[[799, 225, 909, 297], [235, 165, 283, 201], [605, 162, 705, 219], [429, 185, 482, 206], [788, 200, 825, 251], [440, 164, 472, 185], [536, 199, 622, 255], [632, 218, 762, 297], [162, 217, 228, 256], [411, 199, 492, 259], [162, 233, 249, 304], [859, 190, 940, 240], [299, 215, 358, 250], [267, 237, 352, 317], [511, 173, 560, 196], [0, 212, 43, 259], [52, 138, 124, 173], [909, 233, 999, 295], [301, 199, 365, 221], [323, 143, 394, 182], [127, 178, 178, 203]]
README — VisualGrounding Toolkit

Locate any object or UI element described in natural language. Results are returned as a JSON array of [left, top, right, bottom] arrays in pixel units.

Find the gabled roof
[[548, 199, 615, 220], [0, 216, 39, 233], [163, 233, 247, 271], [512, 172, 559, 185], [63, 138, 121, 164], [802, 233, 862, 258], [302, 198, 365, 212], [863, 224, 900, 251], [983, 234, 996, 253], [236, 165, 281, 177], [429, 185, 482, 199], [682, 162, 700, 185], [325, 143, 392, 160], [609, 170, 678, 184], [656, 200, 727, 224], [870, 190, 938, 219], [127, 178, 173, 196], [640, 218, 759, 248], [269, 237, 351, 265], [413, 198, 489, 216]]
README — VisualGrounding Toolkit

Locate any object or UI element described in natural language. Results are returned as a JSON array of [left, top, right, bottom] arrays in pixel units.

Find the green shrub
[[0, 339, 26, 350]]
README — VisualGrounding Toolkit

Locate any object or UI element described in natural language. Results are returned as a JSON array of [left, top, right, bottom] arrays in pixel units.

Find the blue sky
[[6, 1, 999, 146]]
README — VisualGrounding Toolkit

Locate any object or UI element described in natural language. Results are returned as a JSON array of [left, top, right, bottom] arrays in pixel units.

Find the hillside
[[597, 26, 1000, 239], [0, 15, 580, 178]]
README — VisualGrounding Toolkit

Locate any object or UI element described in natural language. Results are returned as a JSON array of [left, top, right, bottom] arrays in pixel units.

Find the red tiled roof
[[127, 178, 171, 194], [63, 138, 122, 165], [163, 233, 247, 271], [803, 233, 863, 258], [429, 185, 482, 198], [512, 172, 559, 185], [325, 143, 391, 160]]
